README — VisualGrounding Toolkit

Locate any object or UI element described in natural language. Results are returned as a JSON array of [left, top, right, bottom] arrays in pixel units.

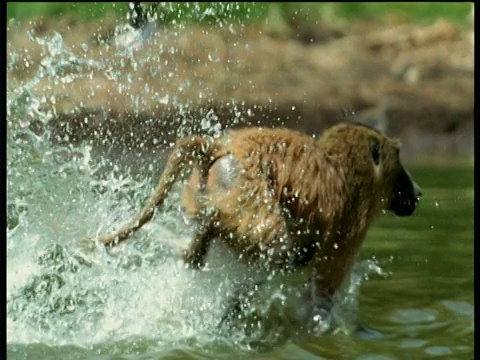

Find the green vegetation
[[315, 2, 472, 24], [7, 3, 127, 21], [7, 2, 472, 26]]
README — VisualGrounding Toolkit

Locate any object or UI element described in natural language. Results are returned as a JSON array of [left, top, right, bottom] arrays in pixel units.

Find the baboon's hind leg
[[183, 210, 220, 269]]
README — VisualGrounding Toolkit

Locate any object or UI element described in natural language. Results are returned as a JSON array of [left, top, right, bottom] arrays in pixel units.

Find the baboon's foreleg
[[296, 280, 334, 333]]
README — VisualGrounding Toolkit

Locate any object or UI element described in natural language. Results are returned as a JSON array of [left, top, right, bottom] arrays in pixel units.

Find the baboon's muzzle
[[389, 168, 422, 217]]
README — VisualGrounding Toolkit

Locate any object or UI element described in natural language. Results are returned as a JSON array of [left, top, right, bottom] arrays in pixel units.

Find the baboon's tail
[[96, 135, 217, 248]]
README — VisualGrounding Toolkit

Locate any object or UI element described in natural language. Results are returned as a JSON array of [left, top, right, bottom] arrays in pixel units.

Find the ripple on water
[[389, 308, 437, 324], [440, 300, 473, 317]]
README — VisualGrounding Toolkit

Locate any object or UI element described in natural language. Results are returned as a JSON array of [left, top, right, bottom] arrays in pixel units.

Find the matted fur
[[91, 122, 420, 302]]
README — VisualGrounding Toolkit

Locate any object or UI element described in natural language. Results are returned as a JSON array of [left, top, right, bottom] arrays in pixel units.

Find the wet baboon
[[89, 122, 421, 329]]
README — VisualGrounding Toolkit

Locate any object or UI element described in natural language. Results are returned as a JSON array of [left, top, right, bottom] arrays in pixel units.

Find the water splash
[[6, 26, 260, 353]]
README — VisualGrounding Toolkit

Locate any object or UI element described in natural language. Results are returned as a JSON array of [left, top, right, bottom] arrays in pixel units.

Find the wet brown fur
[[92, 122, 418, 301]]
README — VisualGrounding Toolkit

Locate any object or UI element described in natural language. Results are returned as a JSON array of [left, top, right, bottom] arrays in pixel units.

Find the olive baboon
[[90, 122, 421, 329]]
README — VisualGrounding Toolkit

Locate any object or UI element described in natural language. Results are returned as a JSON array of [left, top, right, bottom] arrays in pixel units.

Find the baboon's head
[[319, 122, 422, 217]]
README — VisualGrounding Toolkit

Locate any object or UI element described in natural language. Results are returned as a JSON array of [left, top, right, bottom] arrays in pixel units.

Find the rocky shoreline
[[7, 16, 474, 162]]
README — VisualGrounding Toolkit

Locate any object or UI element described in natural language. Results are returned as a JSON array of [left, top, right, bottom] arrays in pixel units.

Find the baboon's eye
[[370, 138, 381, 165]]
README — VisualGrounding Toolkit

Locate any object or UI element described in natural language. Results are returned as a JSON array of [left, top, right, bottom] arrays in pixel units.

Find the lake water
[[7, 23, 473, 360]]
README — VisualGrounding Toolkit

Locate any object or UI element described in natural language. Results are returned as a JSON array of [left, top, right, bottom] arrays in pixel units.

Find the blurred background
[[7, 2, 474, 164]]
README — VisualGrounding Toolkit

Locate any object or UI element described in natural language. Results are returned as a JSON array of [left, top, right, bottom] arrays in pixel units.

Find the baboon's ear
[[370, 137, 381, 165]]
